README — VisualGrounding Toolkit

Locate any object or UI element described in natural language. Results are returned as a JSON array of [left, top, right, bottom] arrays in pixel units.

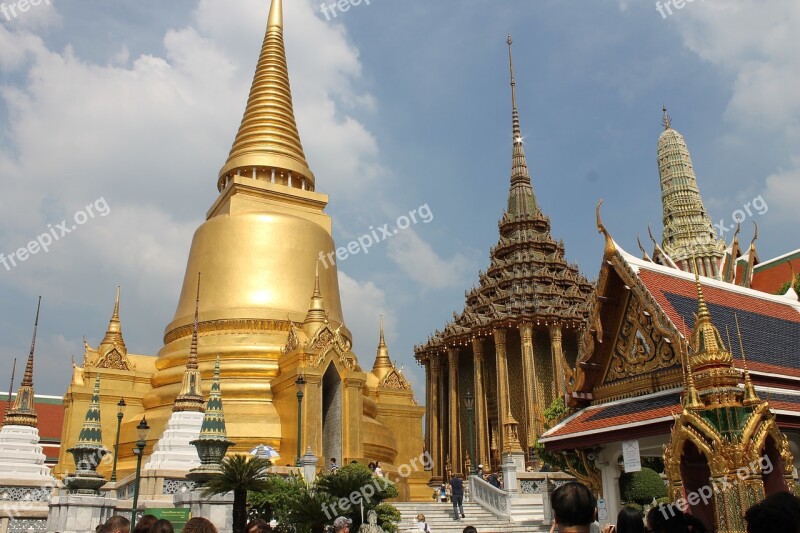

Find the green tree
[[776, 274, 800, 297], [200, 455, 271, 533], [248, 474, 310, 525], [619, 467, 667, 505], [315, 464, 399, 531]]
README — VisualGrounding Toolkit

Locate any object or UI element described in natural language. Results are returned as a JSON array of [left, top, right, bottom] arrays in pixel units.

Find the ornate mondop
[[5, 297, 41, 428], [174, 274, 205, 413], [657, 108, 726, 278], [415, 41, 593, 356]]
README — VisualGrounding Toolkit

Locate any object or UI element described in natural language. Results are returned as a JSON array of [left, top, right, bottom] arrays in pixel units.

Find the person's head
[[333, 516, 352, 532], [462, 527, 478, 533], [416, 514, 426, 523], [551, 481, 596, 528], [184, 517, 219, 533], [745, 491, 800, 533], [103, 515, 131, 533], [615, 506, 644, 533], [646, 505, 686, 533], [245, 518, 269, 533], [132, 515, 157, 533], [368, 462, 375, 470], [149, 519, 174, 533], [331, 457, 337, 464]]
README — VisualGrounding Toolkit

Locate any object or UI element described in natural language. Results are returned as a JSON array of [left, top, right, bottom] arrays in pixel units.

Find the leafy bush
[[619, 467, 667, 505]]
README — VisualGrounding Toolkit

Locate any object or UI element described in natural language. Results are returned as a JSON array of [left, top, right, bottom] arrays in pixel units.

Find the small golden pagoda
[[663, 258, 795, 531]]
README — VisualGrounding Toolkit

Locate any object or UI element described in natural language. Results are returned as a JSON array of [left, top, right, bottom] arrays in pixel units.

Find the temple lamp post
[[295, 373, 306, 466], [465, 389, 476, 476], [130, 417, 150, 530], [111, 398, 126, 482]]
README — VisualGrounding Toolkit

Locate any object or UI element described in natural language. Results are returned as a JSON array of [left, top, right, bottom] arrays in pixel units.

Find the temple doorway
[[761, 436, 788, 495], [680, 441, 715, 531], [322, 363, 343, 468]]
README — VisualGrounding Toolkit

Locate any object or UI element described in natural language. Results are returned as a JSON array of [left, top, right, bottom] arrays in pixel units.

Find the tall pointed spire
[[95, 286, 129, 369], [65, 373, 109, 493], [734, 315, 759, 406], [188, 356, 234, 482], [303, 262, 327, 334], [689, 255, 730, 369], [100, 286, 124, 347], [174, 274, 205, 413], [197, 357, 228, 440], [657, 108, 725, 278], [372, 316, 392, 379], [6, 297, 41, 427], [217, 0, 315, 191], [505, 35, 537, 217]]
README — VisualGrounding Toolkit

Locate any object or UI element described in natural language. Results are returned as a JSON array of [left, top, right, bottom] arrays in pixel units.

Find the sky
[[0, 0, 798, 404]]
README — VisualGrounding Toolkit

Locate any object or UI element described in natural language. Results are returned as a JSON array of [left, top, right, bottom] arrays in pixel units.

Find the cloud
[[338, 271, 392, 367], [386, 229, 472, 290]]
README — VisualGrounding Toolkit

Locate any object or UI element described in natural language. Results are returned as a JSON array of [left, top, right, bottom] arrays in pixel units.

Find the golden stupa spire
[[506, 34, 537, 216], [217, 0, 314, 191], [174, 273, 205, 413], [372, 315, 393, 379], [689, 253, 732, 370], [6, 297, 41, 427], [734, 315, 760, 406], [99, 286, 126, 352]]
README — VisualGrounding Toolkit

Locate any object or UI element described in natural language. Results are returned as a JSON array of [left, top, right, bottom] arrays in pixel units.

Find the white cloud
[[338, 271, 392, 368], [386, 229, 472, 290]]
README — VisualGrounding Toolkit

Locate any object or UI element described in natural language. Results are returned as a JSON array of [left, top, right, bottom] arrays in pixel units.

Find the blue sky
[[1, 0, 798, 402]]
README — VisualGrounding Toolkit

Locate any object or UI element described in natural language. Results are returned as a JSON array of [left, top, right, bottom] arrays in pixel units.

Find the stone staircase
[[392, 502, 547, 533]]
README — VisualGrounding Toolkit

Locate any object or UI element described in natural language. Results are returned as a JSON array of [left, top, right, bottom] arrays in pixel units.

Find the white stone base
[[174, 490, 233, 533], [46, 490, 117, 533], [144, 411, 204, 472], [0, 425, 55, 483]]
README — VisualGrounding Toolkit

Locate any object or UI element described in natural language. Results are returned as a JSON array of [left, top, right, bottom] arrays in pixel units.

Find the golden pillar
[[429, 356, 442, 478], [493, 328, 522, 455], [424, 360, 431, 455], [549, 324, 565, 400], [520, 323, 538, 445], [447, 347, 462, 475], [471, 337, 488, 467]]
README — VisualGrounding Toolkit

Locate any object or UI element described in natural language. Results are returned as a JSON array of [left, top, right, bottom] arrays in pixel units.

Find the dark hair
[[132, 515, 157, 533], [184, 517, 219, 533], [745, 491, 800, 533], [616, 506, 645, 533], [331, 457, 336, 462], [462, 527, 478, 533], [101, 515, 131, 533], [245, 518, 269, 533], [646, 505, 688, 533], [551, 481, 596, 527], [149, 519, 174, 533]]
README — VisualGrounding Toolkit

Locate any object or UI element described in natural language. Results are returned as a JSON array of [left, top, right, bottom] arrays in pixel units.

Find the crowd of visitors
[[96, 515, 219, 533]]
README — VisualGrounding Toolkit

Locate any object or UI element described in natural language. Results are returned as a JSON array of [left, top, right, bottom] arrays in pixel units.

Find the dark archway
[[322, 362, 343, 468], [761, 435, 788, 496], [680, 441, 716, 531]]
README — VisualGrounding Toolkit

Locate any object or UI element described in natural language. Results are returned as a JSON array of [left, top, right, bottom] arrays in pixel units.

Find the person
[[462, 527, 477, 533], [645, 505, 688, 533], [131, 515, 157, 533], [330, 457, 339, 472], [488, 471, 500, 488], [100, 515, 130, 533], [450, 474, 465, 520], [745, 491, 800, 533], [602, 506, 645, 533], [368, 461, 376, 472], [416, 513, 431, 533], [551, 481, 596, 532], [150, 519, 175, 533], [477, 464, 484, 477], [245, 518, 270, 533], [184, 517, 219, 533], [374, 461, 383, 477], [437, 483, 448, 503], [333, 516, 352, 532]]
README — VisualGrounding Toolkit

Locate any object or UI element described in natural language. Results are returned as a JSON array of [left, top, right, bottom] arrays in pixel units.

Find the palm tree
[[200, 454, 271, 533]]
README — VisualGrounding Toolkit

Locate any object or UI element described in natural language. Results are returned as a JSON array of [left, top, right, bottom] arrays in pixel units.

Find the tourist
[[101, 515, 130, 533], [602, 507, 644, 533], [450, 473, 465, 520], [374, 461, 383, 477], [368, 461, 376, 472], [333, 516, 352, 532], [462, 527, 477, 533], [132, 515, 157, 533], [416, 513, 431, 532], [645, 505, 688, 533], [551, 481, 596, 532], [184, 517, 219, 533], [149, 518, 175, 533], [330, 457, 339, 472], [745, 491, 800, 533], [437, 483, 449, 502], [477, 464, 484, 477], [487, 471, 500, 488], [245, 518, 270, 533]]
